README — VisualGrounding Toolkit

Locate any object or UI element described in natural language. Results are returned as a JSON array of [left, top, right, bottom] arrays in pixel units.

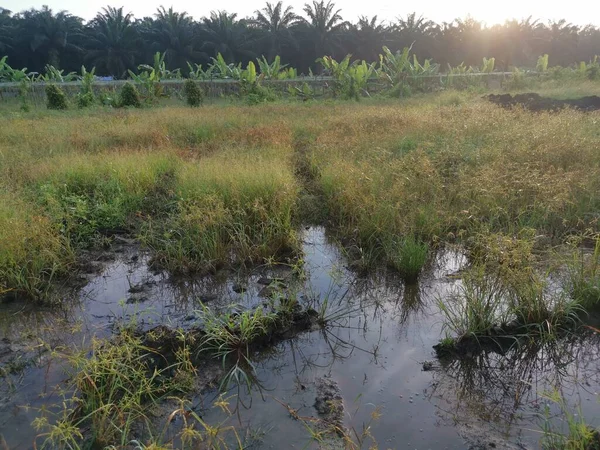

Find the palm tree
[[393, 12, 437, 58], [84, 7, 139, 78], [253, 2, 299, 60], [0, 8, 13, 55], [301, 1, 346, 59], [201, 11, 256, 63], [15, 6, 83, 70], [546, 20, 579, 66], [350, 16, 388, 61], [439, 17, 487, 67], [497, 17, 544, 68], [149, 6, 205, 70]]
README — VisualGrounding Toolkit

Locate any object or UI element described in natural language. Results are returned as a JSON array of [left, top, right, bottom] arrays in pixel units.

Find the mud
[[486, 93, 600, 111], [314, 376, 345, 429]]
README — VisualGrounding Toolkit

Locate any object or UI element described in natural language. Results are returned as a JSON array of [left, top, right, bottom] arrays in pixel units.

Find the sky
[[2, 0, 600, 26]]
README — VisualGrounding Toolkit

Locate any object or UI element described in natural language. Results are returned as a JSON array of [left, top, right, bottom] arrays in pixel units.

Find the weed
[[45, 84, 68, 110], [196, 305, 280, 391], [183, 79, 204, 107], [438, 265, 509, 339], [540, 390, 600, 450], [387, 236, 429, 282], [120, 82, 142, 108]]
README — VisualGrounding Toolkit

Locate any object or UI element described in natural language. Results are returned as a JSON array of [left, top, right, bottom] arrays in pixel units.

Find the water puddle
[[1, 227, 600, 448]]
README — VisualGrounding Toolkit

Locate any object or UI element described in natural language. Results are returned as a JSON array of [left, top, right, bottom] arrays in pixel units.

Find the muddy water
[[1, 228, 600, 449]]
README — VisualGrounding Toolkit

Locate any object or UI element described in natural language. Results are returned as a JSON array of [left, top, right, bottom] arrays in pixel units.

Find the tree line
[[0, 1, 599, 78]]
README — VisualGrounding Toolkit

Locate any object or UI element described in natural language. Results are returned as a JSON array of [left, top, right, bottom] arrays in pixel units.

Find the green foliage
[[438, 266, 509, 338], [537, 54, 549, 72], [481, 57, 495, 73], [506, 67, 526, 90], [37, 64, 78, 82], [183, 79, 204, 107], [388, 236, 429, 282], [76, 66, 96, 108], [128, 52, 176, 102], [32, 330, 197, 448], [256, 55, 296, 80], [238, 61, 276, 105], [186, 62, 208, 80], [318, 55, 377, 100], [0, 194, 73, 301], [586, 56, 600, 80], [45, 84, 68, 110], [0, 56, 32, 82], [119, 82, 141, 108], [18, 78, 32, 112], [540, 391, 600, 450], [197, 304, 279, 390]]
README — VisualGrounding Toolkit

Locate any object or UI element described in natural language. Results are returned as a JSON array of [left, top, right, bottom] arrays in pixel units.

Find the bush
[[183, 79, 204, 107], [76, 92, 95, 108], [119, 82, 141, 108], [241, 82, 276, 106], [45, 84, 68, 110]]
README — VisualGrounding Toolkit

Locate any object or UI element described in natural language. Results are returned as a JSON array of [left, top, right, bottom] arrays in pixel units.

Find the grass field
[[1, 88, 600, 302], [2, 82, 600, 448]]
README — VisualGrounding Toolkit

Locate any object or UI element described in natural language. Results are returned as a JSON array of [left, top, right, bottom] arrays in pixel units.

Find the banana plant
[[379, 46, 412, 86], [481, 57, 496, 73], [317, 55, 377, 100], [256, 55, 295, 80], [187, 62, 210, 80], [137, 52, 180, 81], [207, 53, 242, 79], [536, 55, 549, 73], [36, 64, 78, 82], [409, 54, 439, 76], [0, 56, 32, 82]]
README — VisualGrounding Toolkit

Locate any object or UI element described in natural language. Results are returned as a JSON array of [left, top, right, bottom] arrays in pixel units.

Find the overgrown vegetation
[[183, 79, 203, 107], [45, 84, 68, 110], [119, 82, 142, 108], [1, 75, 600, 449]]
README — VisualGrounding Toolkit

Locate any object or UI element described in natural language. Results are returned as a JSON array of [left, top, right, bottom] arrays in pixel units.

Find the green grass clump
[[32, 154, 178, 248], [183, 79, 204, 107], [45, 84, 68, 110], [438, 266, 509, 339], [142, 150, 299, 273], [388, 236, 429, 282], [119, 82, 142, 108]]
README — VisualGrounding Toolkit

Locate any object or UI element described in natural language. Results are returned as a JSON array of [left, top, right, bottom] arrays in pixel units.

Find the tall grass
[[0, 192, 73, 299], [2, 96, 600, 299]]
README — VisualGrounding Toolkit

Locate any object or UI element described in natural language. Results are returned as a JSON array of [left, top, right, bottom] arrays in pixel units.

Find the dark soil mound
[[485, 93, 600, 112]]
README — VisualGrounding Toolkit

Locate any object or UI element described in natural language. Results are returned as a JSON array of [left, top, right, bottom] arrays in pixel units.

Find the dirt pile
[[485, 93, 600, 112]]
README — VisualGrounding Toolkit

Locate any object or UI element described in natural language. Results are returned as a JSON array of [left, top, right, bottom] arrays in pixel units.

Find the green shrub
[[76, 92, 95, 108], [119, 82, 141, 108], [45, 84, 68, 110], [183, 79, 204, 107], [76, 66, 96, 108]]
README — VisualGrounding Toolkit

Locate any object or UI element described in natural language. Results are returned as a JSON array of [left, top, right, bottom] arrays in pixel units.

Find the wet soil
[[2, 228, 600, 449], [486, 93, 600, 112]]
